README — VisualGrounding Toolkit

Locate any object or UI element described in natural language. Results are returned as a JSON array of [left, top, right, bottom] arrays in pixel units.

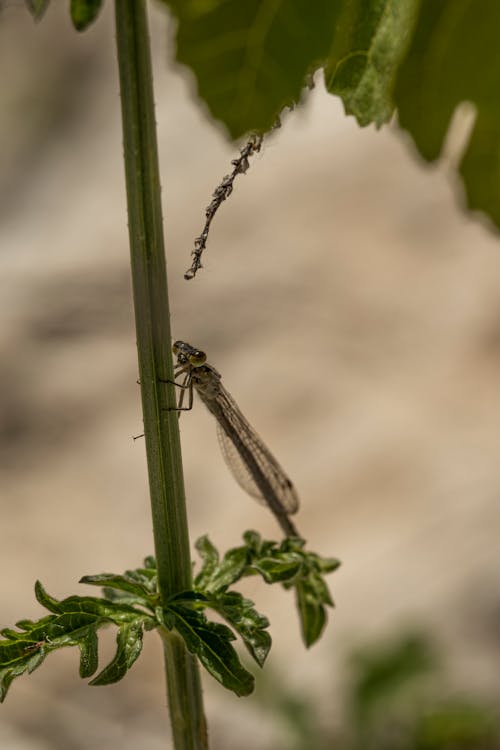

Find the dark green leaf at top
[[161, 0, 343, 139], [395, 0, 500, 228], [325, 0, 419, 127], [70, 0, 103, 31]]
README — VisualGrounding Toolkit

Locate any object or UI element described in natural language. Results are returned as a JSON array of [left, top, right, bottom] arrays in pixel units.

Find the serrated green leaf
[[324, 0, 419, 126], [195, 542, 249, 593], [50, 593, 143, 622], [26, 647, 47, 674], [395, 0, 500, 229], [14, 619, 35, 631], [89, 621, 145, 686], [70, 0, 103, 31], [194, 535, 220, 581], [278, 534, 305, 551], [1, 579, 156, 701], [169, 604, 254, 696], [208, 591, 271, 667], [1, 629, 25, 640], [0, 639, 50, 703], [171, 583, 271, 667], [209, 546, 250, 590], [0, 669, 16, 703], [251, 556, 302, 583], [78, 626, 99, 678], [24, 0, 50, 21], [80, 571, 157, 603], [99, 589, 149, 608], [282, 550, 339, 646], [1, 639, 41, 664], [35, 585, 136, 626], [314, 555, 342, 575], [83, 563, 157, 589], [160, 0, 341, 139], [16, 614, 55, 632], [309, 573, 334, 607], [241, 529, 267, 551], [34, 580, 64, 613], [295, 580, 328, 648]]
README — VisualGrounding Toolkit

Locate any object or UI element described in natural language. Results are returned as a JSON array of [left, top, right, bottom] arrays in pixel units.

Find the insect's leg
[[158, 362, 192, 387], [159, 379, 189, 388], [135, 374, 193, 438], [164, 374, 194, 412], [175, 377, 194, 412]]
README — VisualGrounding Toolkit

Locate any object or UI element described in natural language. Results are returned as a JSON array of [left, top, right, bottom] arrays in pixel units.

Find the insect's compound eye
[[189, 350, 207, 366], [172, 341, 182, 355]]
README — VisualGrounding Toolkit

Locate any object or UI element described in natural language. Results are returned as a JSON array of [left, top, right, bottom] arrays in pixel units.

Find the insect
[[171, 341, 300, 538]]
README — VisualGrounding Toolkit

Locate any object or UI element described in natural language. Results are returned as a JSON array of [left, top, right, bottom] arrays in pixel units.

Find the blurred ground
[[1, 3, 499, 749]]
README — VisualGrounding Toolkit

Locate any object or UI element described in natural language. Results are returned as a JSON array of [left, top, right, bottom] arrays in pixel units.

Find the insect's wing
[[216, 421, 267, 501], [215, 387, 299, 514]]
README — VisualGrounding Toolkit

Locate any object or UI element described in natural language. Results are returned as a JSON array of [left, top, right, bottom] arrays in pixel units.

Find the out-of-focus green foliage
[[325, 0, 419, 127], [395, 0, 500, 227], [257, 630, 499, 750], [160, 0, 420, 138], [160, 0, 341, 138], [158, 0, 500, 232]]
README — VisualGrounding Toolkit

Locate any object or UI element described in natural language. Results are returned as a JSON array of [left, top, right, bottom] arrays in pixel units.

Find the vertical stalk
[[114, 2, 207, 747]]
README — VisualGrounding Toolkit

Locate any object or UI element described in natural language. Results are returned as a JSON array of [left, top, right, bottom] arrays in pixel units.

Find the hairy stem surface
[[114, 3, 207, 747]]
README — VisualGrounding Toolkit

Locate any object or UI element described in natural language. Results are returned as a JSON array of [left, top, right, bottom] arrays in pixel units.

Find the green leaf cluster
[[0, 575, 156, 702], [395, 0, 500, 226], [194, 531, 340, 648], [1, 535, 339, 701], [325, 0, 419, 127]]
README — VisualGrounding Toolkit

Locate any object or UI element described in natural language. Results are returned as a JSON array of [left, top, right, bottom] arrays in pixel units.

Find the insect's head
[[172, 340, 207, 367]]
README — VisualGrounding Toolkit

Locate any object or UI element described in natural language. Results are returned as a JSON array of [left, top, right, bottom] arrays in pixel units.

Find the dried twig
[[184, 133, 264, 280]]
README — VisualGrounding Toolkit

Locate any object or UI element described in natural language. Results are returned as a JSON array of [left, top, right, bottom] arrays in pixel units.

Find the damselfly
[[172, 341, 300, 538]]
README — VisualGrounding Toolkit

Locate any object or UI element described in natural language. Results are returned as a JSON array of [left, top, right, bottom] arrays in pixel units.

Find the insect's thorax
[[191, 364, 222, 401]]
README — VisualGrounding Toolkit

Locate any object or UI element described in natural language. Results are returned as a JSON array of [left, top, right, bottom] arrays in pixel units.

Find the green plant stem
[[114, 2, 207, 748]]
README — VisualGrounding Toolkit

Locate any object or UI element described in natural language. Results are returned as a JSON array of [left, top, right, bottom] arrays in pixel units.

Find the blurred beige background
[[1, 2, 499, 748]]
